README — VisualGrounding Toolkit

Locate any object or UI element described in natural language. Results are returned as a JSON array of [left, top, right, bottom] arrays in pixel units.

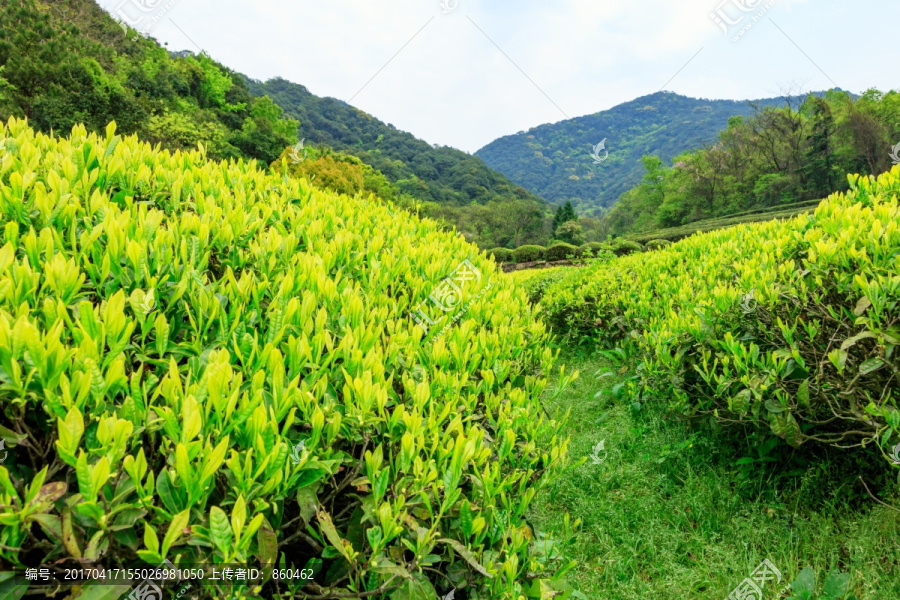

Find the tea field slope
[[0, 118, 574, 600], [538, 169, 900, 455], [516, 169, 900, 598]]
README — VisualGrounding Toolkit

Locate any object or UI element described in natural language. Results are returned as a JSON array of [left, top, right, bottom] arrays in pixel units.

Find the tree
[[800, 96, 835, 199], [552, 200, 577, 235], [555, 220, 584, 245]]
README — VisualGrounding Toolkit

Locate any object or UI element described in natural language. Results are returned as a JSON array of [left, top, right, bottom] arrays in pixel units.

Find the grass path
[[530, 352, 900, 599]]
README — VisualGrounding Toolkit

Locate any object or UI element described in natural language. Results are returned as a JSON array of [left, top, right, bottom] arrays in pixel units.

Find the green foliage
[[508, 269, 576, 307], [0, 0, 556, 251], [552, 201, 577, 235], [476, 91, 790, 213], [554, 220, 584, 245], [786, 566, 857, 600], [0, 0, 298, 165], [278, 144, 399, 200], [247, 78, 545, 209], [545, 243, 579, 262], [643, 239, 672, 250], [515, 245, 547, 263], [189, 54, 242, 112], [602, 90, 900, 237], [610, 239, 642, 256], [144, 110, 234, 158], [419, 196, 550, 251], [527, 351, 897, 598], [537, 169, 900, 456], [487, 247, 514, 263], [0, 119, 574, 598], [578, 242, 606, 257], [624, 200, 821, 244]]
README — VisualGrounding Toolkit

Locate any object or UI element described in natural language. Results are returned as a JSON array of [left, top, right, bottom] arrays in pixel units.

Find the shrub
[[510, 268, 577, 306], [579, 242, 607, 257], [644, 239, 672, 250], [514, 244, 546, 263], [538, 170, 900, 459], [610, 239, 643, 255], [544, 243, 579, 261], [487, 247, 513, 263], [0, 119, 573, 598]]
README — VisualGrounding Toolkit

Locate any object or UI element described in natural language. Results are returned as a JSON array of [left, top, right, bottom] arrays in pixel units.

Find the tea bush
[[643, 239, 671, 250], [514, 245, 546, 263], [578, 242, 605, 257], [486, 247, 513, 263], [538, 170, 900, 457], [610, 239, 643, 256], [507, 269, 575, 307], [0, 119, 574, 599], [544, 244, 579, 262]]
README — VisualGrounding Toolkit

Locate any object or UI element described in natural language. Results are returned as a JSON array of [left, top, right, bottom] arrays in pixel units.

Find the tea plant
[[0, 118, 576, 599], [537, 169, 900, 458]]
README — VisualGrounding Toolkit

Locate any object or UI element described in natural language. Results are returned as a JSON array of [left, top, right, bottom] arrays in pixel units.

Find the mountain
[[244, 77, 544, 208], [601, 88, 897, 238], [475, 92, 806, 214], [0, 0, 544, 209]]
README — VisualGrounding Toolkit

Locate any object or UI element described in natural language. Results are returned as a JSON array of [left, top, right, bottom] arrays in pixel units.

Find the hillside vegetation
[[248, 78, 551, 249], [621, 200, 821, 244], [476, 91, 788, 214], [603, 89, 900, 238], [0, 0, 300, 164], [249, 78, 544, 208], [0, 118, 575, 599], [0, 0, 551, 251], [512, 168, 900, 598]]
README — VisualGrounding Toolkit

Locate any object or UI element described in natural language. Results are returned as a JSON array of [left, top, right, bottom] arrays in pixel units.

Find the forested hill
[[475, 91, 813, 214], [0, 0, 543, 219], [245, 77, 543, 208], [1, 0, 304, 164]]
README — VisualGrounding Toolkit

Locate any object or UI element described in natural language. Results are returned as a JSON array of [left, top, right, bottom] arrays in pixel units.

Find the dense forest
[[475, 91, 798, 214], [0, 0, 302, 164], [601, 89, 900, 237]]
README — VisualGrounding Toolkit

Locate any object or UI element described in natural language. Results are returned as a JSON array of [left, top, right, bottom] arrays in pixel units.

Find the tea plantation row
[[0, 119, 576, 599], [534, 170, 900, 455]]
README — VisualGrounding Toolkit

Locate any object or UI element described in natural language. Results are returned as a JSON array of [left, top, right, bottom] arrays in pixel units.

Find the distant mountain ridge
[[245, 77, 544, 209], [475, 91, 836, 214]]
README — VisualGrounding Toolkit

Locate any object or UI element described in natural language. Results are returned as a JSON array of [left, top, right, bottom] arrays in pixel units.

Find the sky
[[101, 0, 897, 153]]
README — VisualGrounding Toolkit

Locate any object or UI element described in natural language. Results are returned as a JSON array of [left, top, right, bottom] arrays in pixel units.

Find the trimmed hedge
[[610, 239, 643, 256], [514, 244, 547, 263], [0, 119, 574, 598], [544, 243, 579, 261], [487, 247, 513, 263], [644, 239, 673, 250]]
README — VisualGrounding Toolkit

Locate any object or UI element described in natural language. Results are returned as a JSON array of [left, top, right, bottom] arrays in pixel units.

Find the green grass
[[531, 352, 900, 599]]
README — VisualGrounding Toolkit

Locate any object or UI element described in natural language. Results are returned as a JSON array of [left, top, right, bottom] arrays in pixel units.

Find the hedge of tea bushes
[[537, 170, 900, 456], [0, 118, 576, 599]]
